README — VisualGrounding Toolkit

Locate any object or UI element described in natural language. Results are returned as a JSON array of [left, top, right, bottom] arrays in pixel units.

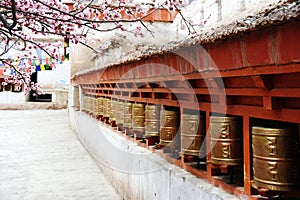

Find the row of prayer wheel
[[81, 95, 300, 192]]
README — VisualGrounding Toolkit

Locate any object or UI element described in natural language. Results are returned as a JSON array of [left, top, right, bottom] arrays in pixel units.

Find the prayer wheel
[[86, 96, 91, 113], [109, 100, 118, 123], [252, 126, 300, 191], [82, 95, 87, 111], [210, 116, 242, 166], [94, 97, 99, 116], [85, 95, 88, 112], [88, 96, 93, 114], [98, 97, 104, 116], [181, 114, 205, 157], [132, 103, 145, 132], [145, 105, 161, 137], [123, 102, 133, 128], [103, 98, 111, 118], [115, 101, 124, 126], [92, 97, 96, 115], [160, 109, 179, 146], [73, 87, 79, 110]]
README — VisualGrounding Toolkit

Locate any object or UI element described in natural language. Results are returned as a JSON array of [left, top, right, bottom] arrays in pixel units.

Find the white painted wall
[[173, 0, 281, 35], [0, 92, 26, 104], [38, 62, 70, 89]]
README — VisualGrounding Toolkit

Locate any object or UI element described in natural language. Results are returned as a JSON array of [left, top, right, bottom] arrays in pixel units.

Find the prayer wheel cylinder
[[73, 87, 79, 110], [92, 97, 96, 115], [181, 114, 205, 157], [98, 97, 104, 116], [94, 97, 99, 115], [84, 96, 88, 112], [123, 102, 133, 128], [252, 126, 300, 191], [87, 96, 91, 113], [145, 105, 161, 137], [88, 96, 92, 113], [160, 110, 179, 146], [82, 95, 86, 111], [110, 100, 118, 122], [132, 103, 145, 132], [103, 98, 111, 118], [210, 116, 242, 166], [115, 101, 124, 125]]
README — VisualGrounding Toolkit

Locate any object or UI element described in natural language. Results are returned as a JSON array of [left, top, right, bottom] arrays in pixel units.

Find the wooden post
[[243, 115, 252, 195]]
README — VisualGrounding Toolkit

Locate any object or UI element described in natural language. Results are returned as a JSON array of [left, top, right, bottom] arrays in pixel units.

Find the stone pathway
[[0, 110, 122, 200]]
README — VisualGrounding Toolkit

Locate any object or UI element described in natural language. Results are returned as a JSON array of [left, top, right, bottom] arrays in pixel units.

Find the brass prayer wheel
[[160, 110, 179, 146], [86, 96, 90, 113], [103, 98, 111, 118], [82, 95, 87, 111], [88, 96, 93, 113], [210, 116, 242, 166], [123, 102, 133, 128], [109, 100, 118, 122], [91, 97, 96, 115], [181, 114, 205, 157], [132, 103, 145, 132], [115, 101, 124, 125], [98, 97, 104, 116], [145, 105, 161, 137], [94, 97, 99, 115], [252, 126, 300, 191]]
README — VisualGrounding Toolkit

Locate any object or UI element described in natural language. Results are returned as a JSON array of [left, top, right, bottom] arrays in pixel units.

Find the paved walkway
[[0, 110, 122, 200]]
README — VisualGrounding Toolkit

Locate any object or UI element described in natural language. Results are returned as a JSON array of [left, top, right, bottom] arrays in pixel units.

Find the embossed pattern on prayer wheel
[[210, 116, 242, 166], [160, 110, 179, 146], [181, 114, 205, 157], [115, 101, 124, 125], [145, 105, 161, 137], [132, 103, 145, 132], [98, 97, 104, 116], [123, 102, 133, 128], [109, 100, 118, 122], [103, 98, 111, 118], [252, 126, 300, 191]]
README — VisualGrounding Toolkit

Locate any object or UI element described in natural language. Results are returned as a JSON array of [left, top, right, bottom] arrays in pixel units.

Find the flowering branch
[[0, 0, 199, 94]]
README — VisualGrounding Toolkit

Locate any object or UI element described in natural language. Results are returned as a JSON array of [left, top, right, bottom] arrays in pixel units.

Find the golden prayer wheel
[[252, 126, 300, 191], [86, 96, 91, 113], [123, 102, 133, 128], [109, 100, 118, 122], [94, 97, 99, 115], [103, 98, 111, 118], [210, 116, 242, 166], [98, 97, 104, 116], [82, 95, 86, 111], [89, 96, 93, 114], [160, 110, 179, 146], [132, 103, 145, 132], [181, 114, 205, 157], [145, 105, 161, 137], [73, 87, 79, 110], [84, 96, 88, 112], [92, 97, 96, 115], [115, 101, 124, 125]]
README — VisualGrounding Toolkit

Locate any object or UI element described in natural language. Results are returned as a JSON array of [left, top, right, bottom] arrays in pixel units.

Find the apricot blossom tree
[[0, 0, 193, 94]]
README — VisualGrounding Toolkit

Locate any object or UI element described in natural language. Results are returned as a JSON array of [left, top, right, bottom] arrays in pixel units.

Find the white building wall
[[0, 92, 27, 104]]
